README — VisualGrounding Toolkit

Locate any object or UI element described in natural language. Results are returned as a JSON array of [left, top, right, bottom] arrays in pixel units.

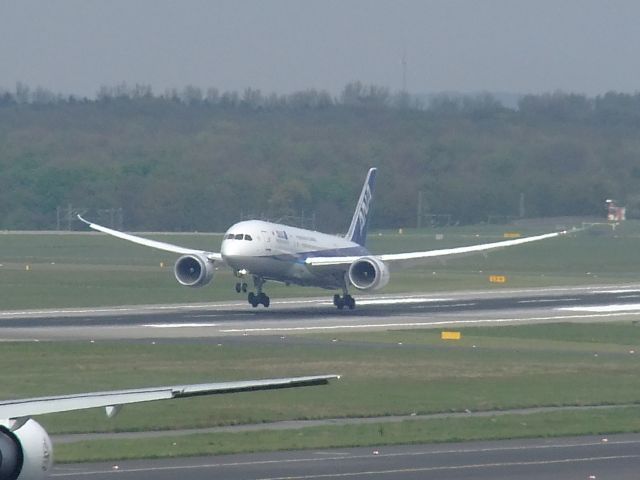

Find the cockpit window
[[225, 233, 252, 240]]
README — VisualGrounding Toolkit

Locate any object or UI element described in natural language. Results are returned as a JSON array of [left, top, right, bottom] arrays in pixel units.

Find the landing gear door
[[261, 230, 272, 252]]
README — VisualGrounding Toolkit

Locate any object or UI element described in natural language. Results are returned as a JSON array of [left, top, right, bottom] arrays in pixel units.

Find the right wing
[[77, 215, 222, 263], [306, 230, 566, 270], [376, 230, 565, 270], [0, 375, 339, 421]]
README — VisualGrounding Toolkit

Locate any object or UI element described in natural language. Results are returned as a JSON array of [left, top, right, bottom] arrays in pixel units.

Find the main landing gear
[[234, 272, 269, 307], [333, 293, 356, 310], [248, 291, 270, 308], [247, 276, 270, 308]]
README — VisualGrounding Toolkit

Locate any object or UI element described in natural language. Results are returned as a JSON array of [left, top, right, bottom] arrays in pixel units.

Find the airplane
[[78, 168, 566, 309], [0, 374, 338, 480]]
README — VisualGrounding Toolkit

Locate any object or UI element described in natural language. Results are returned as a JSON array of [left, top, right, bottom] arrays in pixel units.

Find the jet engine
[[0, 419, 52, 480], [173, 254, 215, 287], [348, 256, 390, 291]]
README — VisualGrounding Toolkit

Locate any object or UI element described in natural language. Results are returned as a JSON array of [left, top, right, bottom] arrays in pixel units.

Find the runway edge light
[[441, 331, 461, 340]]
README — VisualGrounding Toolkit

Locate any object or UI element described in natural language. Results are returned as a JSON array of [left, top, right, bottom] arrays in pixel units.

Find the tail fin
[[346, 167, 377, 246]]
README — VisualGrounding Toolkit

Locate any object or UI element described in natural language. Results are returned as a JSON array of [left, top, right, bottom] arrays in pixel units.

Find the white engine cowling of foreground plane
[[173, 254, 215, 287], [0, 419, 52, 480], [348, 256, 390, 291]]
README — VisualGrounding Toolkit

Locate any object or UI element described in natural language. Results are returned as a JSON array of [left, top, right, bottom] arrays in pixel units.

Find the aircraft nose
[[221, 237, 248, 259], [220, 239, 235, 258]]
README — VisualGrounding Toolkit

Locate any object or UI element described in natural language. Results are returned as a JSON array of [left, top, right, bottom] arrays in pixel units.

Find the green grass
[[315, 322, 640, 351], [55, 407, 640, 462], [2, 321, 640, 436], [1, 221, 640, 309]]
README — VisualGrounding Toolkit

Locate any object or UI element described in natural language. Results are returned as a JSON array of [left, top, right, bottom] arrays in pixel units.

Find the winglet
[[346, 168, 377, 246]]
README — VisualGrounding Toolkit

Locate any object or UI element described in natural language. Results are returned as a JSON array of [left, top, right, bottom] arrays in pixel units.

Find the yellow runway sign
[[441, 331, 461, 340]]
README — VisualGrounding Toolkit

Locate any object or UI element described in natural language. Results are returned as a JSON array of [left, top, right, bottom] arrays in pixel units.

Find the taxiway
[[51, 433, 640, 479]]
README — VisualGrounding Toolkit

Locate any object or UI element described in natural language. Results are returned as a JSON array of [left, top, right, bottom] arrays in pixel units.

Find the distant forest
[[1, 82, 639, 231]]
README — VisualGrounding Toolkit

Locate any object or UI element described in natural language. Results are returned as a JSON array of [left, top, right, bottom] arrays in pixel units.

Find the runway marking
[[50, 439, 640, 477], [0, 303, 242, 318], [517, 298, 579, 304], [617, 294, 640, 299], [143, 323, 219, 328], [345, 297, 452, 306], [252, 455, 640, 479], [559, 303, 640, 313], [597, 289, 640, 294], [218, 311, 640, 333], [410, 303, 476, 309], [186, 313, 253, 319]]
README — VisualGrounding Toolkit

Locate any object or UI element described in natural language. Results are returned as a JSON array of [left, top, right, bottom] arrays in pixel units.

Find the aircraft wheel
[[248, 292, 259, 307], [235, 282, 241, 293], [333, 294, 342, 308], [242, 282, 248, 293], [346, 295, 356, 310]]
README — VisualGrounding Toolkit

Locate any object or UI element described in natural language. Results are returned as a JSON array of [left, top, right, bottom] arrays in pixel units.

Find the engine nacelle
[[173, 254, 215, 287], [0, 419, 52, 480], [348, 256, 390, 291]]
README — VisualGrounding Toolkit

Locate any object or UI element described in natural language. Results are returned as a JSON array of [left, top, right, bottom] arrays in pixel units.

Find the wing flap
[[0, 375, 339, 420]]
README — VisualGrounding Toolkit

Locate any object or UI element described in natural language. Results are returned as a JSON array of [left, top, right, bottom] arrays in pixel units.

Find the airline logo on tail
[[347, 168, 377, 246], [355, 183, 372, 237]]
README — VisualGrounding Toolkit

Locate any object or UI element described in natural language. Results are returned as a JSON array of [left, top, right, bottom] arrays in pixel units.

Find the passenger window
[[244, 235, 253, 241], [234, 234, 244, 240]]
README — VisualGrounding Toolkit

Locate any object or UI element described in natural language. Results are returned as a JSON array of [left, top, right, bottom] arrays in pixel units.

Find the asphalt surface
[[51, 433, 640, 479], [2, 284, 640, 340]]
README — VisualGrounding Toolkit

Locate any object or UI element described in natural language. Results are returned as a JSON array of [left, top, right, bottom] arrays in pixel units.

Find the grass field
[[2, 322, 640, 461], [1, 219, 640, 309], [56, 407, 640, 462]]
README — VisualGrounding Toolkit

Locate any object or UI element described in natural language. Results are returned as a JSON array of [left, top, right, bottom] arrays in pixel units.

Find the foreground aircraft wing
[[305, 231, 565, 270], [0, 375, 339, 420], [77, 215, 222, 263]]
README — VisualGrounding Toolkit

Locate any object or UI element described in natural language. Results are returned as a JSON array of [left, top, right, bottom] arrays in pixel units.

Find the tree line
[[0, 82, 639, 231]]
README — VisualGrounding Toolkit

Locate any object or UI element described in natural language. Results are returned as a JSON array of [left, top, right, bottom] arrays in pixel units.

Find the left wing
[[0, 375, 339, 420], [305, 231, 565, 270]]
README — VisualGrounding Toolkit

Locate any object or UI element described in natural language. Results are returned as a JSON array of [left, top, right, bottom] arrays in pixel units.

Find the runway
[[51, 433, 640, 479], [3, 284, 640, 340]]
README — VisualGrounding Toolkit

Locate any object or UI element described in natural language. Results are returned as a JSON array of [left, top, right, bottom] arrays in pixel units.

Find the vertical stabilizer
[[346, 168, 377, 246]]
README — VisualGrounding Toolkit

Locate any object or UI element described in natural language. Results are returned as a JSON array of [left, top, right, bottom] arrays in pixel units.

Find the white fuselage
[[220, 220, 369, 288]]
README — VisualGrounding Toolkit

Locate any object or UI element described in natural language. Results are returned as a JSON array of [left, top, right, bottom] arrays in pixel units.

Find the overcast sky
[[1, 0, 638, 98]]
